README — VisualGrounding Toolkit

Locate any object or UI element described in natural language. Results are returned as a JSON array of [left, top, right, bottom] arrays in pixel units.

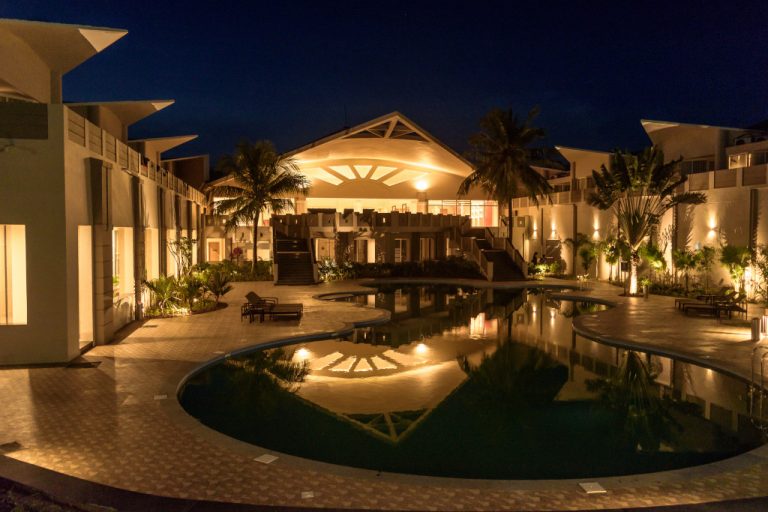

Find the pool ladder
[[749, 342, 768, 432]]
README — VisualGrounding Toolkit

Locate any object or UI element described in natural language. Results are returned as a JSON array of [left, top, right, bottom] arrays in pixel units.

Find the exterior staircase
[[464, 228, 526, 281], [275, 238, 316, 285]]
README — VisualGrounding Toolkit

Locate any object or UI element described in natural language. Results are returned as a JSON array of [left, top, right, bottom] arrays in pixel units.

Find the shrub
[[207, 267, 234, 303]]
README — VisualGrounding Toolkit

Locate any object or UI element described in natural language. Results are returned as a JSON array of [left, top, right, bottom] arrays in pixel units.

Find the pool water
[[179, 285, 765, 479]]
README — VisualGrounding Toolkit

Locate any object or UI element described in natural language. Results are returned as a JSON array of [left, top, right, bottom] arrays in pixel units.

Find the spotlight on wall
[[707, 227, 717, 239]]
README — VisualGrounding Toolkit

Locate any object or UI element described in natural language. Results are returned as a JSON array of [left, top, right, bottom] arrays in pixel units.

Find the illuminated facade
[[207, 112, 500, 274], [510, 120, 768, 286], [0, 19, 207, 364]]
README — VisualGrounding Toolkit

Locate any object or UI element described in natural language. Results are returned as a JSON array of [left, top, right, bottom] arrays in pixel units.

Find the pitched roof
[[287, 111, 474, 171]]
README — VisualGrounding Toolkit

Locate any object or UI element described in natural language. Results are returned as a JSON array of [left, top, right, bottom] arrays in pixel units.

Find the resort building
[[3, 17, 768, 367], [206, 112, 524, 284], [510, 121, 768, 287], [0, 19, 208, 364]]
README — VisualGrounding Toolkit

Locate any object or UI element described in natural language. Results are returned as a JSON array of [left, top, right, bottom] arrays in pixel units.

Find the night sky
[[3, 0, 767, 162]]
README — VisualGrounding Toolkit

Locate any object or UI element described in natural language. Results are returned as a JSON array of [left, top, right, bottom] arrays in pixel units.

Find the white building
[[0, 19, 207, 364]]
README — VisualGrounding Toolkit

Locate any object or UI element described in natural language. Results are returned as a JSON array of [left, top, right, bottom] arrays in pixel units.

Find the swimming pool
[[179, 285, 765, 479]]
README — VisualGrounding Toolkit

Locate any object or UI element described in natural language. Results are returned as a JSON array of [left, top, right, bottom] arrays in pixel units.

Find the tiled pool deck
[[2, 279, 768, 511]]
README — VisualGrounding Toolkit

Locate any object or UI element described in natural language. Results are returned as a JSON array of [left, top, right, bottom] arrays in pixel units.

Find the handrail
[[461, 235, 493, 281], [484, 228, 528, 277]]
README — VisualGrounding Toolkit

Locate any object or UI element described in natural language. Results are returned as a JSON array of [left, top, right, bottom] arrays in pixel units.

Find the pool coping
[[165, 279, 768, 494]]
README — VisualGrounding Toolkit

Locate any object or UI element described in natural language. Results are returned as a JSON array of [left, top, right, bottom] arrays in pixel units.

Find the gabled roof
[[67, 100, 174, 127], [130, 135, 197, 155], [0, 18, 127, 74], [287, 111, 474, 172]]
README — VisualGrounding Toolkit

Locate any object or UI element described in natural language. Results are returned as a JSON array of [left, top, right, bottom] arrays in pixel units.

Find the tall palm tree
[[588, 146, 705, 295], [211, 140, 309, 272], [458, 108, 553, 237]]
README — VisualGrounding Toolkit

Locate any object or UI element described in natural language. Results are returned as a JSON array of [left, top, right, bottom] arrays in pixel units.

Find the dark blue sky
[[3, 0, 767, 161]]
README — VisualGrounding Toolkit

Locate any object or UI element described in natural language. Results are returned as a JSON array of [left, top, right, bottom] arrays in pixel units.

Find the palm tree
[[588, 147, 705, 295], [458, 108, 553, 237], [671, 248, 698, 293], [210, 140, 310, 272], [719, 244, 752, 292]]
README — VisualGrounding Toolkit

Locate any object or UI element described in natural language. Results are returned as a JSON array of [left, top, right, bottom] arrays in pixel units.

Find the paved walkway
[[1, 279, 768, 511]]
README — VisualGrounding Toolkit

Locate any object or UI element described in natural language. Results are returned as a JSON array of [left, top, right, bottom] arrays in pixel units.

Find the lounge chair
[[241, 292, 278, 323], [243, 292, 303, 322], [267, 303, 304, 320], [683, 292, 746, 319], [675, 287, 734, 310]]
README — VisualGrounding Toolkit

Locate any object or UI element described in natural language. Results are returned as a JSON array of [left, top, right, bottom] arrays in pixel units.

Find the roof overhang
[[130, 134, 197, 155], [0, 18, 127, 74], [641, 118, 752, 135], [67, 100, 174, 127]]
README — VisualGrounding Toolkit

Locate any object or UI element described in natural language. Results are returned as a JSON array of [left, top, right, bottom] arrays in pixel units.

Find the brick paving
[[1, 279, 768, 511]]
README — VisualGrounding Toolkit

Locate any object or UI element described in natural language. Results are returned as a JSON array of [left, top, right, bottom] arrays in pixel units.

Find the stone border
[[166, 279, 768, 494]]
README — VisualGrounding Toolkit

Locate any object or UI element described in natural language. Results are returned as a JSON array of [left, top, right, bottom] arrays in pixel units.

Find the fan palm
[[458, 108, 553, 237], [210, 140, 309, 272], [588, 147, 705, 295]]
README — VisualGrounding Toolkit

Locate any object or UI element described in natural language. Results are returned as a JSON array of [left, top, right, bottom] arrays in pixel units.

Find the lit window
[[728, 153, 750, 169], [112, 228, 134, 298], [0, 225, 27, 325]]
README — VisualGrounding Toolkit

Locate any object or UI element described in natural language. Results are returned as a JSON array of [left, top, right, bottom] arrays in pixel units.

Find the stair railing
[[461, 235, 493, 281], [485, 227, 528, 278]]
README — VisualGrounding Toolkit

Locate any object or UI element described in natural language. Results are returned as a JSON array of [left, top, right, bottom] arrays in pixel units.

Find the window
[[682, 159, 714, 174], [0, 225, 27, 325], [112, 228, 134, 299], [394, 238, 409, 263], [419, 237, 435, 260], [753, 151, 768, 166], [728, 153, 750, 169], [427, 200, 498, 227]]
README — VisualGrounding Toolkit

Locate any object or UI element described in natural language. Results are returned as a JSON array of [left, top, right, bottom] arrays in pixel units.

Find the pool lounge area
[[2, 278, 768, 511]]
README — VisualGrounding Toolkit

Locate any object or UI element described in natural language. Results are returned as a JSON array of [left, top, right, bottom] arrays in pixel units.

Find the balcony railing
[[66, 108, 205, 205], [270, 212, 469, 238]]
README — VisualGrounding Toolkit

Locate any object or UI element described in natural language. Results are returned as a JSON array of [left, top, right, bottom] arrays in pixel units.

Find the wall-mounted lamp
[[415, 180, 429, 191], [707, 227, 717, 239]]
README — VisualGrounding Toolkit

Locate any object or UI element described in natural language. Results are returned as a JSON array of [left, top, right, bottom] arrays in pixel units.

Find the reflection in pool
[[180, 286, 765, 479]]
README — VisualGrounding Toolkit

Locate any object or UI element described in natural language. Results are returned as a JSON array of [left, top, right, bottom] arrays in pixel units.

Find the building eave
[[0, 18, 127, 74]]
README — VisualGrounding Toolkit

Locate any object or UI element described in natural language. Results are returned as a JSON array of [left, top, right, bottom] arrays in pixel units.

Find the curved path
[[1, 279, 767, 511]]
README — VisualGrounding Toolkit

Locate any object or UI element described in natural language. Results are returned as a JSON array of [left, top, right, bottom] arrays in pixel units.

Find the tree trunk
[[252, 212, 260, 273], [629, 251, 640, 295], [507, 198, 513, 240]]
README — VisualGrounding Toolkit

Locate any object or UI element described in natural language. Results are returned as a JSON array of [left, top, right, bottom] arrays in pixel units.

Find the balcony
[[271, 212, 469, 238], [65, 107, 205, 205]]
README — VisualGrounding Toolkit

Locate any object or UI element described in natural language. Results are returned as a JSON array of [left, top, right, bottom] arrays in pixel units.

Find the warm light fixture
[[296, 347, 310, 360], [415, 180, 429, 191], [415, 342, 428, 354]]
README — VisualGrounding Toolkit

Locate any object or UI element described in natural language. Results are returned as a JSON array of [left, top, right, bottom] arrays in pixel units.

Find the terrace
[[1, 279, 768, 510]]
